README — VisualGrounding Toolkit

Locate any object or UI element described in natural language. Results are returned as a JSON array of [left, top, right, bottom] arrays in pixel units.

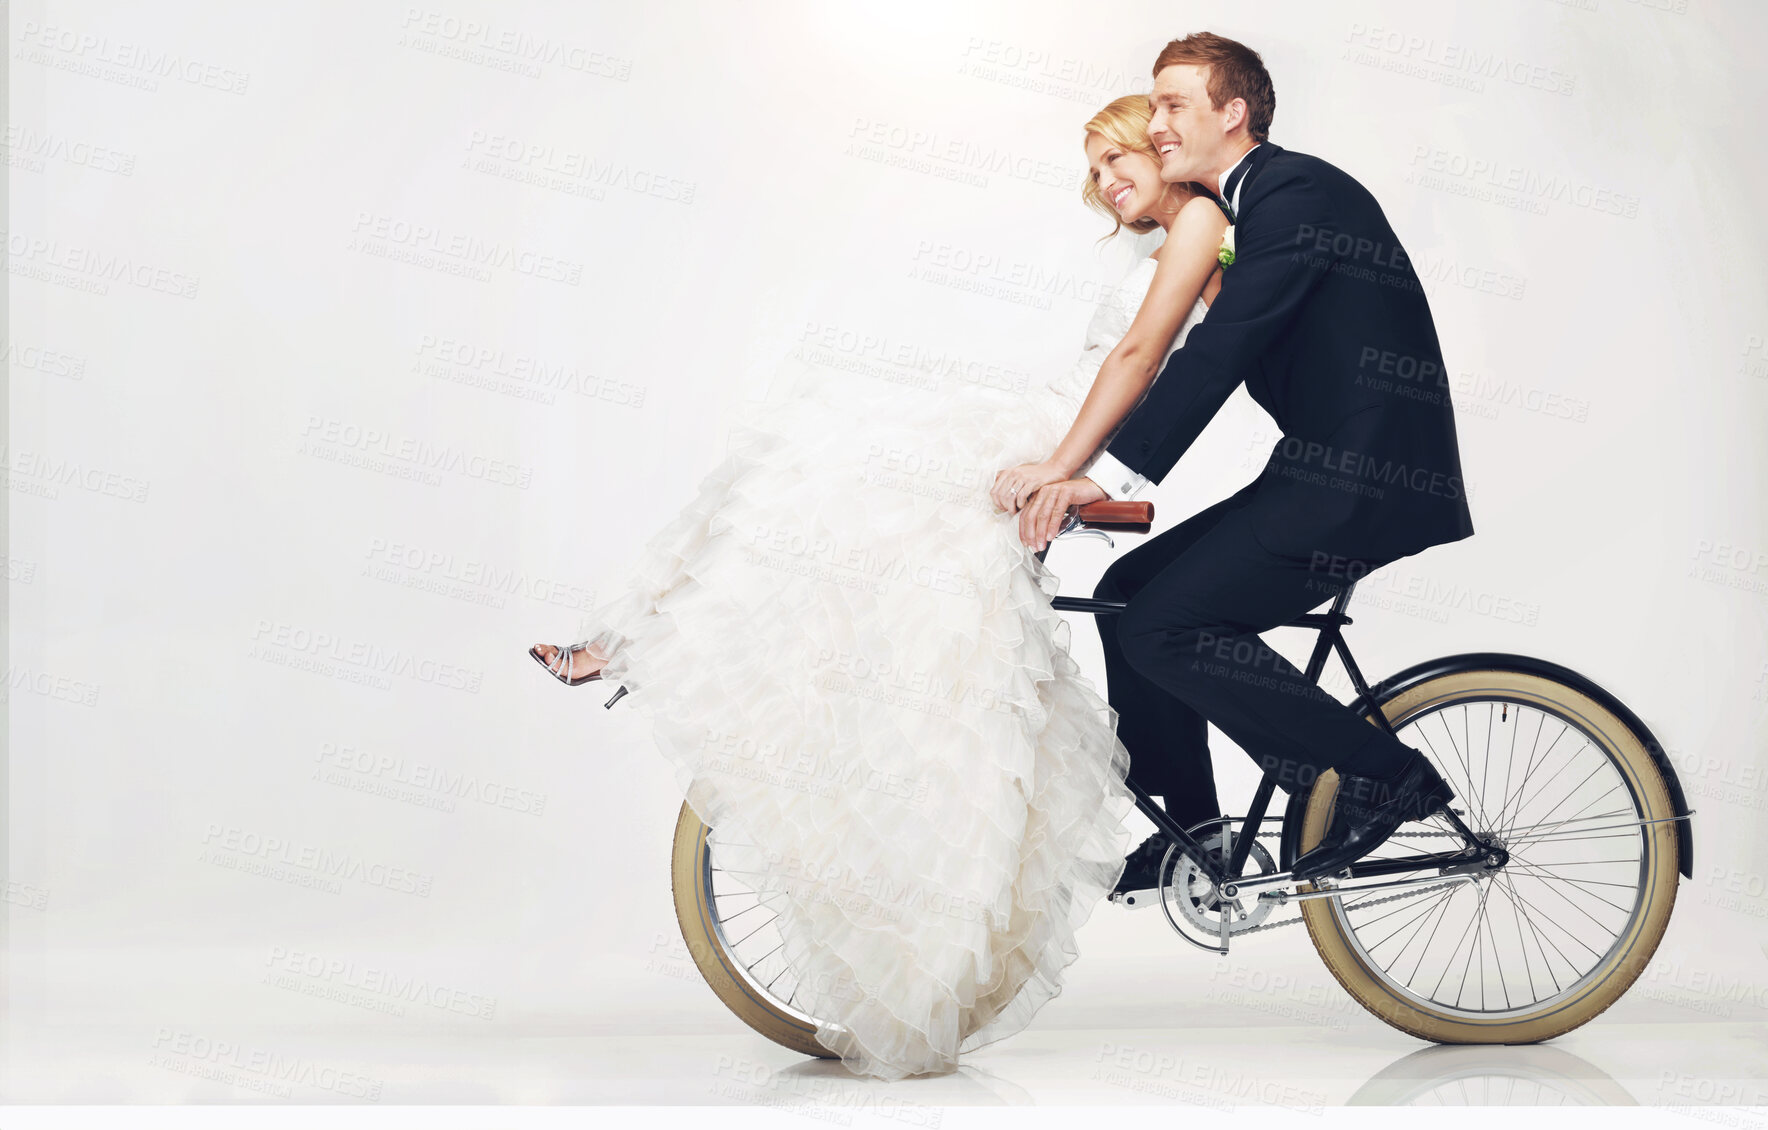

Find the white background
[[7, 0, 1767, 1107]]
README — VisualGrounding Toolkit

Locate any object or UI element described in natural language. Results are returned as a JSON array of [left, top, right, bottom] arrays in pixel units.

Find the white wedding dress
[[579, 255, 1208, 1079]]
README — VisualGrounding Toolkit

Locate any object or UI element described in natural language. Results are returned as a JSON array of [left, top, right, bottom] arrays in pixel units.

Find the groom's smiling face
[[1147, 63, 1243, 185]]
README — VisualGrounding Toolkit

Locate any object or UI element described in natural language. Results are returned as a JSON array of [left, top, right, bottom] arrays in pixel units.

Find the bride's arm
[[1048, 194, 1228, 479], [989, 193, 1226, 517]]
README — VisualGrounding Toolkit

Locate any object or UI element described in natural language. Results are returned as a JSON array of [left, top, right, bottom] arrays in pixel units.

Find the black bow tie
[[1218, 152, 1257, 223], [1205, 190, 1235, 225]]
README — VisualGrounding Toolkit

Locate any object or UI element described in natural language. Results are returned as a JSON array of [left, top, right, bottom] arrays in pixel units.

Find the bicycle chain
[[1212, 827, 1473, 935], [1250, 827, 1463, 839], [1231, 878, 1470, 935]]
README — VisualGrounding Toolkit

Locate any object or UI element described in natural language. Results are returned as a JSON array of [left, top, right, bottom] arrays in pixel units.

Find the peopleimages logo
[[264, 946, 497, 1019], [250, 619, 483, 693], [299, 415, 533, 488], [398, 8, 633, 81], [315, 741, 547, 816], [1267, 435, 1466, 502], [200, 824, 434, 897], [847, 115, 1084, 191], [149, 1029, 382, 1101], [1343, 24, 1577, 96], [14, 22, 251, 94]]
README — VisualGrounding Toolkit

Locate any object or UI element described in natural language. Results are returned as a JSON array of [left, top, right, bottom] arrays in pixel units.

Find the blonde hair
[[1081, 93, 1202, 238]]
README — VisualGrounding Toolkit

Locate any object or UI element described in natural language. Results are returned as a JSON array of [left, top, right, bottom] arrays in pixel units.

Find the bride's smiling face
[[1085, 133, 1164, 224]]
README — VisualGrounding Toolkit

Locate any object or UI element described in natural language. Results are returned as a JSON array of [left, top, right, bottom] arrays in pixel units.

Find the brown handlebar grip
[[1073, 500, 1154, 528]]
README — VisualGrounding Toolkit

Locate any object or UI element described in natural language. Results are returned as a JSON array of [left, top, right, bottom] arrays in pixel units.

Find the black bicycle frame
[[1051, 577, 1481, 888]]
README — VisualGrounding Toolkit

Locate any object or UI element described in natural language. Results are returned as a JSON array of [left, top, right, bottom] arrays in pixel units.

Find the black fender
[[1279, 652, 1693, 878]]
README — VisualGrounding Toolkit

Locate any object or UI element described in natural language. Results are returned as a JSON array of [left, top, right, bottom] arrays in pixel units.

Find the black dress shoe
[[1290, 756, 1455, 881], [1112, 831, 1174, 895]]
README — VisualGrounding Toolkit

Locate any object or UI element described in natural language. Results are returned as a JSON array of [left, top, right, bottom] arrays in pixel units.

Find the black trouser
[[1093, 481, 1417, 827]]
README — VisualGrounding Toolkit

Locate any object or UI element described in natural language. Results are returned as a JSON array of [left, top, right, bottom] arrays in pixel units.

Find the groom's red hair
[[1153, 32, 1276, 142]]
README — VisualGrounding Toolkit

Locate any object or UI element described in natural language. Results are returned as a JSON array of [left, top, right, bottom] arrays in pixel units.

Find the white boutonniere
[[1217, 224, 1236, 268]]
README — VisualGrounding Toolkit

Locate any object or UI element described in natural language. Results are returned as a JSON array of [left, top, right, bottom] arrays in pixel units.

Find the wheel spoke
[[1481, 704, 1494, 833], [716, 901, 769, 925], [1496, 871, 1568, 993], [1497, 871, 1541, 1002], [1501, 878, 1611, 961], [1481, 900, 1511, 1010], [1359, 884, 1460, 952], [1514, 765, 1614, 841], [1488, 707, 1553, 831], [1492, 713, 1573, 833], [1429, 891, 1487, 1001], [1501, 733, 1593, 839], [1505, 878, 1562, 993], [1505, 856, 1639, 914], [1429, 710, 1490, 829], [725, 914, 775, 949], [1496, 701, 1522, 840], [1395, 887, 1462, 988], [1463, 706, 1485, 827], [1503, 810, 1634, 837], [1503, 831, 1638, 846]]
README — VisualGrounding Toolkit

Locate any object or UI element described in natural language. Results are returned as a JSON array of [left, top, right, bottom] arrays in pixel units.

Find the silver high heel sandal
[[528, 642, 628, 708]]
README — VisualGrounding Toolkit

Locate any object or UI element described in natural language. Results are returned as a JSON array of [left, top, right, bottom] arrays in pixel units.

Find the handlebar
[[1072, 501, 1153, 532]]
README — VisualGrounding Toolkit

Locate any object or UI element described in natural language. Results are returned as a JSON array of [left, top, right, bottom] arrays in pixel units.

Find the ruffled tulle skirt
[[578, 360, 1134, 1080]]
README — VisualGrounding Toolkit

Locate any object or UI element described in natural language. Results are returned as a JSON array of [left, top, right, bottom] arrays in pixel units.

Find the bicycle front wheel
[[669, 801, 841, 1060], [1298, 667, 1681, 1043]]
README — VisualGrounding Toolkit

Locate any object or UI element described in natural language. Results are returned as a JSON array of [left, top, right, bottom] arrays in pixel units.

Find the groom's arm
[[1103, 166, 1339, 487], [1086, 450, 1146, 500]]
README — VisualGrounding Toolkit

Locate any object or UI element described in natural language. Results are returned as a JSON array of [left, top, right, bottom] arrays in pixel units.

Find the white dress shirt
[[1086, 143, 1262, 501]]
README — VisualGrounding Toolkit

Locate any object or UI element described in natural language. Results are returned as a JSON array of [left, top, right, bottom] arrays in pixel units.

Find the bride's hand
[[991, 461, 1068, 514], [1018, 478, 1108, 552]]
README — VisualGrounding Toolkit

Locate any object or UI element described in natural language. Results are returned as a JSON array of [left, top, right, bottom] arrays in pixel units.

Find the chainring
[[1162, 822, 1279, 941]]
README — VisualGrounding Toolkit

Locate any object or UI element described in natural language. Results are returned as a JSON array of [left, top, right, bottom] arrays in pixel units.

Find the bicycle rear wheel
[[1298, 668, 1681, 1042], [669, 801, 841, 1059]]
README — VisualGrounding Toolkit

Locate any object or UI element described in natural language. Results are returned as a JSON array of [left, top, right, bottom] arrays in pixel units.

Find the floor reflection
[[1348, 1043, 1636, 1106], [774, 1057, 1035, 1105]]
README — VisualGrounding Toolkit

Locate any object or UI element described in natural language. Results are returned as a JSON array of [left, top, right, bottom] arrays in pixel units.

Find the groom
[[1028, 32, 1476, 887]]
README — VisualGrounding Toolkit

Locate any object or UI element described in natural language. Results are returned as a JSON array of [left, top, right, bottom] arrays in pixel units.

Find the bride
[[531, 94, 1228, 1080]]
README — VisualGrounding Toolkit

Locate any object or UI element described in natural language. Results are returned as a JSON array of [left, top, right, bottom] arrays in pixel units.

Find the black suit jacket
[[1107, 142, 1475, 564]]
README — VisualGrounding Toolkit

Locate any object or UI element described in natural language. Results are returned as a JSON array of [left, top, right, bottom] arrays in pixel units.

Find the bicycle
[[659, 499, 1694, 1053]]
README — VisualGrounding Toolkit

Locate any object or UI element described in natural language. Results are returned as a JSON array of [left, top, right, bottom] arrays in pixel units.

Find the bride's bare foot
[[529, 642, 610, 685]]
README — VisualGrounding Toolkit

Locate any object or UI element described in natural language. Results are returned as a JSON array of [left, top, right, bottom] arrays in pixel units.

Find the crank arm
[[1110, 888, 1163, 910]]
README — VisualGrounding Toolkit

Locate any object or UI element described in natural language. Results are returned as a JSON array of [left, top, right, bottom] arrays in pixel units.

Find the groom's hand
[[1018, 477, 1108, 552]]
